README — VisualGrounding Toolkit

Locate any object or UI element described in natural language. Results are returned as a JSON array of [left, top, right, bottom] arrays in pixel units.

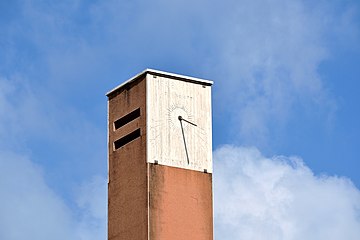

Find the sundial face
[[146, 74, 212, 173]]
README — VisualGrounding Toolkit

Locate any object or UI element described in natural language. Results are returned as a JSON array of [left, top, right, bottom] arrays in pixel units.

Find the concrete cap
[[106, 69, 213, 97]]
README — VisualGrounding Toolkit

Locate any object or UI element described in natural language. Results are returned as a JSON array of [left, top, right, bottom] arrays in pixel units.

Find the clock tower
[[107, 69, 213, 240]]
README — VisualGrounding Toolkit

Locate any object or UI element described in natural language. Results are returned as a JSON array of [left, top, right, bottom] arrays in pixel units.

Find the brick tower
[[106, 69, 213, 240]]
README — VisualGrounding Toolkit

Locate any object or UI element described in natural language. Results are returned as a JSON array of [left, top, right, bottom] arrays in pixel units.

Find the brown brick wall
[[108, 76, 148, 240], [149, 164, 213, 240]]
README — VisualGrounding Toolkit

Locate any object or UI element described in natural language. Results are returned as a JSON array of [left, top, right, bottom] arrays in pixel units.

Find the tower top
[[106, 68, 213, 97], [107, 69, 214, 239]]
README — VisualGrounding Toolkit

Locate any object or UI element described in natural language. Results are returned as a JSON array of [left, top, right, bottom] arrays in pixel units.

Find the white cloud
[[75, 175, 107, 240], [208, 0, 358, 145], [0, 151, 107, 240], [0, 75, 54, 148], [2, 143, 359, 240], [0, 74, 107, 239], [0, 73, 106, 186], [0, 151, 76, 239], [214, 145, 360, 240]]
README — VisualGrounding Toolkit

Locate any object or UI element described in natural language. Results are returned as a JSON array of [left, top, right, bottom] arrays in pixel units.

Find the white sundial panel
[[146, 73, 212, 173]]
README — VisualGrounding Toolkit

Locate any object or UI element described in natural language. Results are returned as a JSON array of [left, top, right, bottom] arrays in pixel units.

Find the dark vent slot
[[114, 108, 140, 130], [114, 129, 141, 149]]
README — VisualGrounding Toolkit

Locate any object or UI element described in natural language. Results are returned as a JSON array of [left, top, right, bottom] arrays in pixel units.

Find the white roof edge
[[106, 68, 213, 96]]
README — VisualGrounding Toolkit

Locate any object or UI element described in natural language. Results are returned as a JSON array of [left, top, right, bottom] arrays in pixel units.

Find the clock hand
[[179, 117, 190, 164], [178, 116, 197, 127]]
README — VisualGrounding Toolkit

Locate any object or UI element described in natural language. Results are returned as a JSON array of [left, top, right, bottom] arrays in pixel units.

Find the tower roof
[[106, 68, 213, 97]]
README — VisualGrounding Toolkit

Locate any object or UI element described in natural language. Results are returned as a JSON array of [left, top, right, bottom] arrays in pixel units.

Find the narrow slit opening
[[114, 108, 140, 130], [114, 129, 141, 150]]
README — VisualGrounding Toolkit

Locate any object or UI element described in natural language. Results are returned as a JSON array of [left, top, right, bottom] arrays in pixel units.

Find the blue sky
[[1, 0, 360, 239]]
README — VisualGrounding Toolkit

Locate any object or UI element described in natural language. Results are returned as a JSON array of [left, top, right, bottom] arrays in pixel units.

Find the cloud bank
[[0, 75, 107, 239], [0, 151, 107, 240], [208, 0, 359, 146], [0, 151, 75, 239], [214, 145, 360, 239], [2, 144, 360, 239]]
